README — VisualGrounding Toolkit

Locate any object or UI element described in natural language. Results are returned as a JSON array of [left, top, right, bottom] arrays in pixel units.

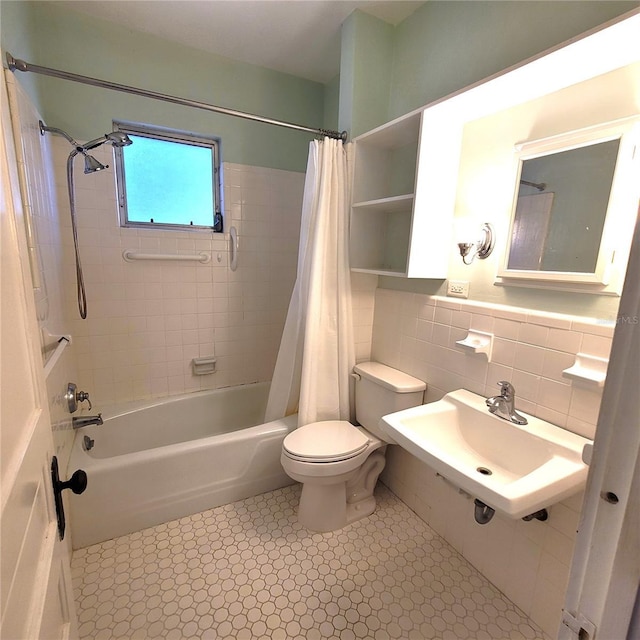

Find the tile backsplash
[[373, 287, 615, 637], [372, 288, 614, 440]]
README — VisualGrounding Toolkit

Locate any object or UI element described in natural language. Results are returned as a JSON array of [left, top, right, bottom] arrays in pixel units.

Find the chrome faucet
[[486, 381, 528, 425], [72, 414, 103, 429]]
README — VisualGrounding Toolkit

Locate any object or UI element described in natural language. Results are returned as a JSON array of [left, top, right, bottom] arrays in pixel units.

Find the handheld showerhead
[[107, 131, 133, 147], [38, 120, 133, 319], [82, 131, 133, 151]]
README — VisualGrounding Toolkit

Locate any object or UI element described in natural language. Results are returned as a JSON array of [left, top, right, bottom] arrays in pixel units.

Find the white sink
[[380, 389, 592, 519]]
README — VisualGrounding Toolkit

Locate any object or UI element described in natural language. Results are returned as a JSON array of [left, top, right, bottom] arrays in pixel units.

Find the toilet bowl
[[281, 362, 425, 532]]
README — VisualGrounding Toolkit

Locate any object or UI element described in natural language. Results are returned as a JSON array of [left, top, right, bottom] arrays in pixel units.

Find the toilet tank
[[354, 362, 426, 442]]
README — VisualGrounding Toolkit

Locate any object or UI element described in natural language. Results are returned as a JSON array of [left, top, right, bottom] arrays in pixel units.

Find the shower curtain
[[265, 137, 354, 426]]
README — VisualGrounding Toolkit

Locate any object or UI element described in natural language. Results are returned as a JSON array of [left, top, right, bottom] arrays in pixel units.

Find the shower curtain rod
[[5, 53, 347, 142]]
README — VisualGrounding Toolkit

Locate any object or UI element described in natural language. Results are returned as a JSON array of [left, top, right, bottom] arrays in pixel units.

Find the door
[[559, 205, 640, 640], [1, 70, 79, 640]]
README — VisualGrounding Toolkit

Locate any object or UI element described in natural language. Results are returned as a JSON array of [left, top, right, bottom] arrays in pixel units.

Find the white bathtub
[[68, 382, 297, 548]]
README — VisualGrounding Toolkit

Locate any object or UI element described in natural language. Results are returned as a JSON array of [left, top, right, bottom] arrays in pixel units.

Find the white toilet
[[281, 362, 426, 532]]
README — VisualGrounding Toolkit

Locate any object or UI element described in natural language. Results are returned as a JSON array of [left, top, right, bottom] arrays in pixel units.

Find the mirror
[[507, 139, 619, 273], [498, 118, 639, 293]]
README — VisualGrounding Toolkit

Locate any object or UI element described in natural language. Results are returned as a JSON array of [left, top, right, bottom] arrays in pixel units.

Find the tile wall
[[7, 74, 79, 468], [372, 287, 615, 637], [372, 289, 613, 439], [14, 77, 376, 417], [50, 138, 305, 406], [351, 272, 378, 363]]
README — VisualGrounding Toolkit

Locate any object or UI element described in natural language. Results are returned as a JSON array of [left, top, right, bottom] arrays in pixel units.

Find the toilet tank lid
[[354, 362, 426, 393]]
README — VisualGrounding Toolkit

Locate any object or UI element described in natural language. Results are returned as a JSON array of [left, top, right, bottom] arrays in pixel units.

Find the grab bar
[[122, 250, 210, 263], [229, 226, 238, 271], [43, 335, 71, 379]]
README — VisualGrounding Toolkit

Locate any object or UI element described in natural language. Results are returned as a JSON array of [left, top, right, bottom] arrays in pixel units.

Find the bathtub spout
[[72, 414, 103, 429]]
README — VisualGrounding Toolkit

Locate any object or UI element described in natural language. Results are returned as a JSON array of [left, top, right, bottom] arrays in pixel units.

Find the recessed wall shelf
[[562, 353, 608, 387], [455, 330, 494, 361], [192, 356, 217, 376]]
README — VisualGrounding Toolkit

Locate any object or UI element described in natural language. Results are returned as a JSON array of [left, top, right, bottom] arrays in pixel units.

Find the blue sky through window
[[123, 135, 214, 226]]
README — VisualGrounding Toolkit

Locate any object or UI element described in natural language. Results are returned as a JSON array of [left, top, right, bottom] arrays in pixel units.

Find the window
[[114, 122, 222, 231]]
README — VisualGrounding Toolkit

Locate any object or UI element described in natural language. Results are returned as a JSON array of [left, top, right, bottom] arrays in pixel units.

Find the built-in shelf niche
[[351, 110, 442, 277], [350, 195, 413, 276], [352, 113, 420, 204], [350, 105, 456, 279]]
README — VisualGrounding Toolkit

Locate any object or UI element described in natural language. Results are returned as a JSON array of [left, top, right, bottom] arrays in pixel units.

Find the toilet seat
[[282, 421, 370, 463]]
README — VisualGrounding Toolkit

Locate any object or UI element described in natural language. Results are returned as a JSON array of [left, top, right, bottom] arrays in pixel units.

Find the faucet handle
[[497, 380, 514, 397], [66, 382, 92, 412], [76, 390, 92, 411]]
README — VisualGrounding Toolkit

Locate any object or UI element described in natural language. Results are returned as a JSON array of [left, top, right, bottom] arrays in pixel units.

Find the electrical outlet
[[447, 280, 469, 299]]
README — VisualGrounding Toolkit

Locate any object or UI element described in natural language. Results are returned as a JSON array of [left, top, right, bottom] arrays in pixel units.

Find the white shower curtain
[[265, 137, 354, 426]]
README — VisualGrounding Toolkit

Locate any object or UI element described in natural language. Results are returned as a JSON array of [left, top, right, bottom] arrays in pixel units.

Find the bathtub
[[68, 382, 297, 548]]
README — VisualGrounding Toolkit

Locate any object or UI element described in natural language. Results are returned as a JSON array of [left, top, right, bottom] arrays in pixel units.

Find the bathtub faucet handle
[[76, 390, 92, 411], [66, 382, 92, 412]]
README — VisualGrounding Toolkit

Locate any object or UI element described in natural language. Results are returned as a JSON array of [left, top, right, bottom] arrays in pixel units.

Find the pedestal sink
[[380, 389, 592, 519]]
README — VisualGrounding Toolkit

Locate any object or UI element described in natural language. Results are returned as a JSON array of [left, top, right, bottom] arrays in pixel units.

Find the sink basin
[[380, 389, 592, 519]]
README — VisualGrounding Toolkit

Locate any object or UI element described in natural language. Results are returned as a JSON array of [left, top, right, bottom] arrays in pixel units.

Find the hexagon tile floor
[[71, 483, 548, 640]]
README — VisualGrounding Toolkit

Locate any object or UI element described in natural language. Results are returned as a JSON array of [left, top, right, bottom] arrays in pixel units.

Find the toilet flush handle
[[350, 372, 361, 382]]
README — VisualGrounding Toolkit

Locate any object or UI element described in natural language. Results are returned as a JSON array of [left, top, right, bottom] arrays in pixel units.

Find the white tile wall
[[8, 75, 79, 466], [18, 102, 376, 412], [372, 289, 613, 439], [50, 140, 305, 406], [373, 287, 615, 638], [351, 272, 378, 362]]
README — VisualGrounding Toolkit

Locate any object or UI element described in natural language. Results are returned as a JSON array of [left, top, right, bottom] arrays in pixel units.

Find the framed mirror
[[498, 117, 639, 294]]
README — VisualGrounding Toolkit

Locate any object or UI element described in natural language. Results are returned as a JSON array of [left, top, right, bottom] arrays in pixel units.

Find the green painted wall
[[1, 1, 325, 171], [323, 74, 340, 132], [389, 1, 639, 119], [339, 10, 393, 138], [1, 0, 42, 108]]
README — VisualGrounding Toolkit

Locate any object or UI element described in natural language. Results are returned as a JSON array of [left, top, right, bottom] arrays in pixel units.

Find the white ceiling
[[53, 1, 424, 83]]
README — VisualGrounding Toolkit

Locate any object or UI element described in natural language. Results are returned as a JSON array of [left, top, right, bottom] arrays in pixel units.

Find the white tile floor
[[71, 484, 548, 639]]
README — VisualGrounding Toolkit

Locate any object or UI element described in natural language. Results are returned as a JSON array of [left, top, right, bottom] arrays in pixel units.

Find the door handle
[[51, 456, 87, 540]]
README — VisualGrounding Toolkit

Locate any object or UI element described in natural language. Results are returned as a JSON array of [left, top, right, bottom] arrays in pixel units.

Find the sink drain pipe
[[522, 508, 548, 522], [473, 499, 495, 524]]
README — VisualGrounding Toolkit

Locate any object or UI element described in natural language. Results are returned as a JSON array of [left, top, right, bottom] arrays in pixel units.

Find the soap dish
[[192, 356, 217, 375], [562, 353, 608, 387], [455, 330, 493, 361]]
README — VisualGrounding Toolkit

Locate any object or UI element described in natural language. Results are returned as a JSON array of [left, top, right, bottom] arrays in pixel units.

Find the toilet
[[281, 362, 426, 532]]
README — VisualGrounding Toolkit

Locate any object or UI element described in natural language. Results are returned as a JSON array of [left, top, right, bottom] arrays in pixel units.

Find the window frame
[[113, 121, 223, 232]]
